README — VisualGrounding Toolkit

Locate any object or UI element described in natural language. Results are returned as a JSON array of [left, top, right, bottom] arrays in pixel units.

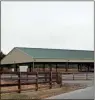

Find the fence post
[[45, 73, 47, 82], [49, 71, 52, 89], [56, 72, 58, 83], [35, 72, 38, 91], [73, 73, 74, 80], [27, 71, 28, 82], [86, 72, 88, 80], [0, 71, 1, 99], [18, 72, 21, 93], [60, 73, 62, 87]]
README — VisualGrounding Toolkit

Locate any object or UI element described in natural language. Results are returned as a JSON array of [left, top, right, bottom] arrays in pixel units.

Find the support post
[[78, 64, 80, 72], [73, 72, 74, 80], [15, 64, 19, 72], [18, 66, 21, 93], [44, 64, 47, 81], [49, 71, 52, 89], [60, 73, 62, 87], [65, 62, 68, 72], [0, 70, 1, 99], [56, 64, 58, 72], [27, 65, 29, 72], [35, 72, 38, 91], [15, 64, 18, 72], [86, 67, 88, 80], [29, 64, 31, 72], [31, 64, 33, 72], [33, 61, 34, 72], [56, 64, 58, 83], [78, 64, 79, 71], [80, 64, 82, 72], [37, 65, 40, 72], [43, 64, 45, 72], [49, 64, 52, 89], [88, 65, 90, 72], [49, 64, 52, 72]]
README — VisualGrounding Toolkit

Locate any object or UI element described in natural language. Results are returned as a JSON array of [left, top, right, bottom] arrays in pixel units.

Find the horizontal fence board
[[0, 71, 56, 74], [1, 81, 52, 87], [1, 76, 56, 80]]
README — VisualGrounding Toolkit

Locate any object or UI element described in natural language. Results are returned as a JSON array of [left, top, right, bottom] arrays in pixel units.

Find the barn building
[[0, 47, 94, 72]]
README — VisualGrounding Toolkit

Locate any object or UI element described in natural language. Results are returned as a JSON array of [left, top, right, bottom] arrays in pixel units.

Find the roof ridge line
[[16, 47, 93, 51], [16, 47, 35, 59]]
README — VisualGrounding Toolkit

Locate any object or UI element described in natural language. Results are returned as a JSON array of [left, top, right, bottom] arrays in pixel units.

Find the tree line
[[0, 51, 6, 61]]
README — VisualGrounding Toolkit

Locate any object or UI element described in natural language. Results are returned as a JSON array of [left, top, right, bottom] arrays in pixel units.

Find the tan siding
[[1, 48, 33, 64]]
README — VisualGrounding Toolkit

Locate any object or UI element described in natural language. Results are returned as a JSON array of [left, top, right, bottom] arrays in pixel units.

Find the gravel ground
[[1, 83, 87, 99]]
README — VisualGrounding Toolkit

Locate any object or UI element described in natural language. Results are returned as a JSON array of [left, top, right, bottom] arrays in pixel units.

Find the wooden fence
[[0, 71, 62, 94], [61, 72, 94, 80], [0, 71, 93, 95]]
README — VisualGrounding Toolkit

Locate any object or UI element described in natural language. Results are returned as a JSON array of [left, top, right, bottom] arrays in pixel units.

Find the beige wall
[[1, 48, 33, 64]]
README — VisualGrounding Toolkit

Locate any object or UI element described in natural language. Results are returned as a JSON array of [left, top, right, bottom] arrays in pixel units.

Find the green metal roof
[[17, 47, 94, 60]]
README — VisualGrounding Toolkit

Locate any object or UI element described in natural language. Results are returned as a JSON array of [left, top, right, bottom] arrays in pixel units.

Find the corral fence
[[0, 71, 94, 95], [0, 71, 62, 94], [61, 72, 94, 80]]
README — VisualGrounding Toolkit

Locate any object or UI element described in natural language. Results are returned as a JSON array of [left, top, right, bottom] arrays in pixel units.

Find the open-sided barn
[[0, 47, 94, 72]]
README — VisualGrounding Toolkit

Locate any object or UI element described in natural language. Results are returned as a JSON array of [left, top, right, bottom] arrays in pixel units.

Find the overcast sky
[[1, 1, 94, 54]]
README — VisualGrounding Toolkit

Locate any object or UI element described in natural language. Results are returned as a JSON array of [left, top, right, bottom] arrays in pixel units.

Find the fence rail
[[61, 72, 94, 80]]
